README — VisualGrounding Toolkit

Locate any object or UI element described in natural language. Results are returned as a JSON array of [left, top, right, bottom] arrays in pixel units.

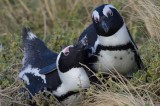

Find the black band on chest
[[95, 42, 135, 54], [55, 91, 79, 101]]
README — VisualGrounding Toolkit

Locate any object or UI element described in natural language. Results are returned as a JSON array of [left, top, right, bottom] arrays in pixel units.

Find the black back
[[20, 27, 61, 96], [22, 28, 58, 69]]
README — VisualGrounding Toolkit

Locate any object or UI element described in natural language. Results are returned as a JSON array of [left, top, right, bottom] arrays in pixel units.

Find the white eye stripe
[[92, 10, 100, 22], [103, 5, 115, 17]]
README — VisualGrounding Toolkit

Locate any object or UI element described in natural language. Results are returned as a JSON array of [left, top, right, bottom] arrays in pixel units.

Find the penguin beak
[[101, 20, 109, 33]]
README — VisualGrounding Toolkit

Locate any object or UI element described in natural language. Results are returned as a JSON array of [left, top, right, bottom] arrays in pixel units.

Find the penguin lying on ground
[[52, 38, 90, 105], [79, 4, 144, 77], [19, 28, 90, 105], [19, 27, 60, 96]]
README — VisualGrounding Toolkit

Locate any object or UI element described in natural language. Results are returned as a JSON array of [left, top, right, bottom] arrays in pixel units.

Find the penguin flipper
[[126, 27, 145, 70], [39, 63, 57, 74], [79, 24, 97, 47], [135, 53, 145, 70]]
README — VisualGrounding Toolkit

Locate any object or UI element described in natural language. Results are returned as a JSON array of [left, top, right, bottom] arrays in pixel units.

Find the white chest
[[92, 24, 138, 74], [93, 49, 136, 75], [53, 68, 90, 97]]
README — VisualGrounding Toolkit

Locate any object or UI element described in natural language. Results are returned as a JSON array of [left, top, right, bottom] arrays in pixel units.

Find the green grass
[[0, 0, 160, 106]]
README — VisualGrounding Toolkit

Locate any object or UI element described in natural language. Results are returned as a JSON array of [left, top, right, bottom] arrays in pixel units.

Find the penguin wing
[[39, 63, 57, 74], [135, 54, 144, 70], [126, 27, 138, 49], [79, 24, 97, 47], [126, 27, 144, 70]]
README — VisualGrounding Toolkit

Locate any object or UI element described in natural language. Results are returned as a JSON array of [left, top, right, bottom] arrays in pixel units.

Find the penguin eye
[[107, 11, 113, 17], [94, 17, 99, 23], [110, 11, 113, 16], [64, 52, 69, 56]]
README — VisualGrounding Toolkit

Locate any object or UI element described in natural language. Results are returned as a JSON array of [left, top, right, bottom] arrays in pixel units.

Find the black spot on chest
[[120, 57, 123, 60]]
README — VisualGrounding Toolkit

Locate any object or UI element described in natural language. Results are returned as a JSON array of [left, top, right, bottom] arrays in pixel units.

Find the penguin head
[[92, 4, 124, 37], [57, 38, 88, 73]]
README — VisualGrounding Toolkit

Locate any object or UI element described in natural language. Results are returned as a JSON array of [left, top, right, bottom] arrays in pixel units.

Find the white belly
[[53, 68, 90, 97], [93, 49, 136, 75]]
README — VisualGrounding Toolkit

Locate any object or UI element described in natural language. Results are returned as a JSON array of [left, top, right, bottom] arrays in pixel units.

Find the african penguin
[[79, 4, 144, 77], [54, 38, 90, 105], [19, 28, 90, 105], [19, 27, 61, 96]]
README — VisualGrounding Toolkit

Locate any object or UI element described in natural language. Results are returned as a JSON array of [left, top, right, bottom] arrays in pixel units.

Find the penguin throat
[[95, 24, 130, 47]]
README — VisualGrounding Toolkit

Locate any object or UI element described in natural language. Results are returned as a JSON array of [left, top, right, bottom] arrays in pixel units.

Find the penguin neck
[[57, 67, 85, 82], [94, 23, 131, 49]]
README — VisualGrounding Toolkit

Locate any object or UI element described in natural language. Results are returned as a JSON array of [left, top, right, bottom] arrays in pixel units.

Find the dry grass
[[0, 0, 160, 106], [127, 0, 160, 39]]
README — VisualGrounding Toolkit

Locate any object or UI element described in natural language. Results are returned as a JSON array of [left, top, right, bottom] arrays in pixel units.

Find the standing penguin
[[19, 28, 90, 105], [79, 4, 144, 77]]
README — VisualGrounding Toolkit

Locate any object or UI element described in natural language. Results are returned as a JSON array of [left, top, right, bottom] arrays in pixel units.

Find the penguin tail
[[21, 27, 37, 41]]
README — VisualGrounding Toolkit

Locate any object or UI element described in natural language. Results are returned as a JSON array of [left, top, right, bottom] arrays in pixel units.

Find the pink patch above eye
[[63, 46, 70, 54]]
